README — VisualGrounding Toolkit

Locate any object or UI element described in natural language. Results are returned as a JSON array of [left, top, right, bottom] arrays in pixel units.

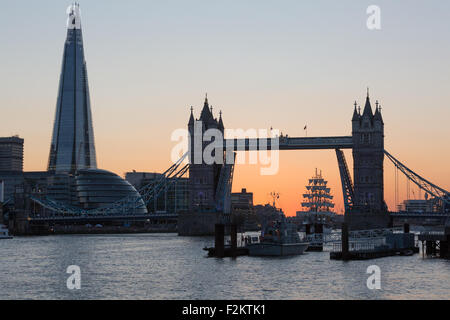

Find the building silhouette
[[351, 91, 385, 212], [188, 96, 225, 212], [0, 136, 23, 172]]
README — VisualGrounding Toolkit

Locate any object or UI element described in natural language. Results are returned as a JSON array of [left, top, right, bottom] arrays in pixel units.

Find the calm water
[[0, 233, 449, 300]]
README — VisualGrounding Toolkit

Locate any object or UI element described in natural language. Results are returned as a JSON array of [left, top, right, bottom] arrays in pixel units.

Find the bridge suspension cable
[[394, 164, 399, 208], [137, 152, 189, 205], [384, 150, 449, 206]]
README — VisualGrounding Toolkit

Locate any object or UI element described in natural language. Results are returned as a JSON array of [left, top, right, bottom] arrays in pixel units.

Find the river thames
[[0, 233, 449, 300]]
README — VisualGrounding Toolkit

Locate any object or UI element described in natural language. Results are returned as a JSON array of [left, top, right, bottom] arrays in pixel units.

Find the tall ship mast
[[301, 169, 335, 212]]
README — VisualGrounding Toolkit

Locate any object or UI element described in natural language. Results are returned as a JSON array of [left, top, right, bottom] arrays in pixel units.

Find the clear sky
[[1, 1, 449, 215]]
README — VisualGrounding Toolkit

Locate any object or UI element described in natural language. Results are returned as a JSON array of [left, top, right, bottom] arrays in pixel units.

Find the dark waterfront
[[0, 233, 449, 300]]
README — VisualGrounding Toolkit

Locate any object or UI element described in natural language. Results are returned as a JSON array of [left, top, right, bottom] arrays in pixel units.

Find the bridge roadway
[[28, 213, 178, 223], [223, 136, 353, 151]]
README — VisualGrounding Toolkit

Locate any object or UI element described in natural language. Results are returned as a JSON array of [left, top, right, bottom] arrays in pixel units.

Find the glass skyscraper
[[48, 3, 97, 173], [44, 5, 147, 214]]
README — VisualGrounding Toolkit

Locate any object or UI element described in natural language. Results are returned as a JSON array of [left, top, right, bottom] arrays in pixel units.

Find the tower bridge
[[29, 92, 449, 232], [182, 93, 449, 232], [23, 6, 449, 232], [186, 93, 379, 231]]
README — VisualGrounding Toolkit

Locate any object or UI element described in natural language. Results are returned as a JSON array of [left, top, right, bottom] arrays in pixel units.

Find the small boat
[[203, 245, 249, 257], [246, 216, 309, 256], [400, 249, 414, 256], [0, 224, 12, 240]]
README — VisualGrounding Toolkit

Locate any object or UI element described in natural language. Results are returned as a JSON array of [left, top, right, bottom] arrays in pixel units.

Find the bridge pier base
[[178, 211, 223, 236], [344, 212, 391, 231], [9, 210, 31, 236]]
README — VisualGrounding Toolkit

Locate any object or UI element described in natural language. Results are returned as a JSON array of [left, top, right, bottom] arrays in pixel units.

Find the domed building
[[74, 169, 147, 214], [46, 169, 148, 214]]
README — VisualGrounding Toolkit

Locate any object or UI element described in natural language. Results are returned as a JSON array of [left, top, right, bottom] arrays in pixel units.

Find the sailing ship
[[301, 168, 335, 213], [298, 169, 335, 232]]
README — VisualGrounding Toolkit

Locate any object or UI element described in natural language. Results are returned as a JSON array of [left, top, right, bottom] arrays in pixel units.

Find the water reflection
[[0, 234, 449, 299]]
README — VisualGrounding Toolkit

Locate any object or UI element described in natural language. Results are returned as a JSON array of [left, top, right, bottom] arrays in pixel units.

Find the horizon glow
[[1, 0, 449, 216]]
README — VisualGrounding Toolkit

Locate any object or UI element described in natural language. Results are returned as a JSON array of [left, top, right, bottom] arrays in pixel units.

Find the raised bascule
[[27, 5, 449, 234]]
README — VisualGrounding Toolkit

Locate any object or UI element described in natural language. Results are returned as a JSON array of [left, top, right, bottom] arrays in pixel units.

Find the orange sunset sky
[[1, 1, 449, 216]]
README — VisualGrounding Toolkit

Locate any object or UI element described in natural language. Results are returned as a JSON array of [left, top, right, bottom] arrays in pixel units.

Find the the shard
[[48, 3, 97, 172]]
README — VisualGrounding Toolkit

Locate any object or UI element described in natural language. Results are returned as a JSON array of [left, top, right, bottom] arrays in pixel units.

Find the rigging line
[[394, 164, 398, 208], [397, 165, 399, 207]]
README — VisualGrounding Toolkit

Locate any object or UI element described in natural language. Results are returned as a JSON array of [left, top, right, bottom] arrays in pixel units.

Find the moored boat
[[0, 224, 12, 240], [246, 215, 309, 256]]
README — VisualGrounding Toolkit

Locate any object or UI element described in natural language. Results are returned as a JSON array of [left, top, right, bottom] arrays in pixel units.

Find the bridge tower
[[349, 91, 389, 229], [187, 95, 225, 212]]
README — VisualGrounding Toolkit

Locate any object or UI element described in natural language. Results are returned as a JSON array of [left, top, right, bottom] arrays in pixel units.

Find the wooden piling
[[314, 223, 323, 234], [440, 240, 448, 259], [426, 240, 433, 256], [403, 223, 410, 234], [215, 224, 225, 258], [444, 228, 450, 259], [342, 223, 349, 261], [230, 224, 237, 257], [305, 224, 311, 235]]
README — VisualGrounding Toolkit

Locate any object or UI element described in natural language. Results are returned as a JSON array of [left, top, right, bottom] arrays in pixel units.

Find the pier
[[418, 226, 450, 259], [330, 223, 419, 260], [204, 223, 249, 257], [202, 221, 450, 261]]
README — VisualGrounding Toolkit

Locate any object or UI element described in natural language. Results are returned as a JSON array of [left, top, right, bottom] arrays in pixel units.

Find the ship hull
[[0, 225, 12, 239], [247, 242, 309, 256]]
